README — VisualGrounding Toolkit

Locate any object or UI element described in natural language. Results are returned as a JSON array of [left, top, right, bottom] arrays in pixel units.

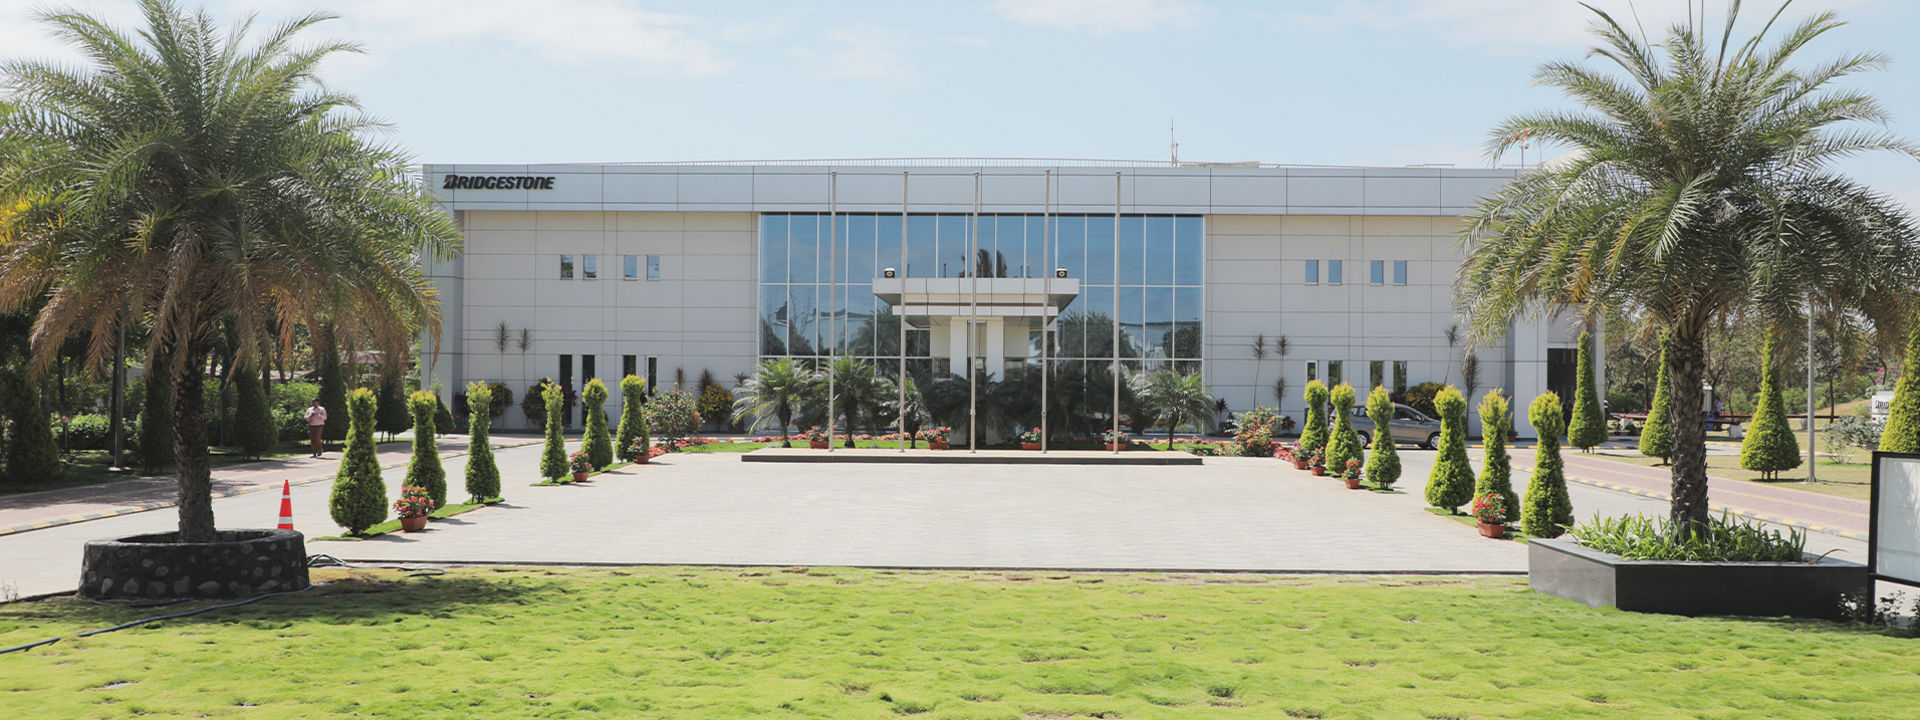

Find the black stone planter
[[79, 529, 310, 600], [1528, 538, 1868, 620]]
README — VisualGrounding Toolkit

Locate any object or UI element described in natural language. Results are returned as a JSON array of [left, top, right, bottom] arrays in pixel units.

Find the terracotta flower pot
[[1310, 466, 1325, 476], [400, 516, 428, 532], [1343, 475, 1363, 490], [572, 471, 589, 481], [634, 454, 649, 464], [929, 440, 949, 450], [1107, 443, 1125, 451], [1292, 460, 1308, 470], [809, 440, 830, 449], [1021, 442, 1041, 450], [1478, 522, 1507, 539]]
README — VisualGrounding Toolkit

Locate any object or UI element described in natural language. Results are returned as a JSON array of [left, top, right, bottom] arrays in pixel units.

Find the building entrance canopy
[[871, 276, 1079, 379]]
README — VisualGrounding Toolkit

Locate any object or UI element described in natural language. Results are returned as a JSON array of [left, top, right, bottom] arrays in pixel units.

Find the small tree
[[136, 363, 174, 473], [581, 378, 614, 469], [3, 372, 59, 482], [1638, 340, 1674, 463], [1364, 385, 1401, 489], [1424, 386, 1475, 512], [1474, 389, 1519, 516], [373, 373, 409, 440], [698, 383, 734, 432], [733, 358, 811, 446], [539, 382, 567, 482], [1523, 392, 1574, 538], [521, 378, 552, 430], [404, 390, 446, 508], [1880, 325, 1920, 453], [649, 390, 701, 445], [315, 334, 348, 442], [616, 375, 650, 461], [233, 363, 275, 459], [433, 391, 455, 435], [1299, 379, 1330, 461], [328, 387, 386, 535], [1740, 338, 1801, 480], [1567, 329, 1608, 451], [464, 381, 500, 502], [1325, 383, 1363, 476]]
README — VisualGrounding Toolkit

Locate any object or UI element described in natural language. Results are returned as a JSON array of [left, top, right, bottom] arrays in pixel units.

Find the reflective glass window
[[760, 215, 788, 282], [1024, 216, 1046, 279], [1328, 360, 1343, 385], [1370, 260, 1384, 285], [582, 254, 597, 280], [1085, 216, 1114, 285], [623, 254, 638, 280], [1394, 260, 1408, 285], [647, 255, 661, 280], [758, 285, 786, 355], [559, 255, 574, 279], [876, 215, 902, 277], [1117, 216, 1145, 286], [787, 285, 819, 355], [1174, 287, 1202, 358], [846, 214, 876, 282], [1394, 360, 1409, 393], [1174, 217, 1203, 285], [996, 215, 1024, 278], [1055, 216, 1086, 280], [1119, 286, 1145, 358], [938, 215, 968, 278], [906, 215, 935, 277], [1144, 286, 1173, 358], [1328, 260, 1343, 285], [789, 215, 818, 283], [1305, 360, 1318, 382], [1370, 360, 1384, 389], [1304, 259, 1318, 284], [1145, 216, 1174, 286]]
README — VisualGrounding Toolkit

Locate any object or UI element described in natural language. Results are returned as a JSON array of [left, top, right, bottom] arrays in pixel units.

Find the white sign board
[[1872, 453, 1920, 587]]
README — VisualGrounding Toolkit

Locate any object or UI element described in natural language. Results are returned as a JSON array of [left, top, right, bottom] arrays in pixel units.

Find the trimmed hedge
[[328, 387, 386, 535], [234, 365, 275, 458], [616, 375, 650, 461], [1423, 386, 1474, 512], [1325, 383, 1363, 478], [1567, 329, 1608, 451], [1638, 340, 1673, 461], [1473, 389, 1519, 517], [1523, 392, 1574, 538], [3, 371, 59, 482], [582, 378, 614, 469], [464, 381, 501, 502], [1299, 379, 1329, 462], [1880, 324, 1920, 454], [1739, 338, 1801, 479], [1363, 385, 1401, 489], [405, 390, 447, 508], [540, 382, 568, 481]]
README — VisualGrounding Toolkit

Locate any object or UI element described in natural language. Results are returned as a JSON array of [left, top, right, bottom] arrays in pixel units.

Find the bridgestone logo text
[[443, 175, 555, 190]]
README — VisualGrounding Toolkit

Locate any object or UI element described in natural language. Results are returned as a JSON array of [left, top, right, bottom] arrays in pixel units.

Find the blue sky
[[5, 0, 1916, 207]]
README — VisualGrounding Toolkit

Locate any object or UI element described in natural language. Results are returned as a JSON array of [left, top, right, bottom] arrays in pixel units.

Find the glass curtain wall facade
[[757, 213, 1204, 378]]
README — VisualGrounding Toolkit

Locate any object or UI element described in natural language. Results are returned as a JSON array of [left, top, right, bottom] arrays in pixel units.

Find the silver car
[[1349, 403, 1442, 450]]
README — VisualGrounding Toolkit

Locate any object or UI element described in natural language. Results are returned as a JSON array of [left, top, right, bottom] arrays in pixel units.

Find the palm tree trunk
[[778, 410, 792, 448], [173, 345, 218, 542], [1667, 326, 1710, 539]]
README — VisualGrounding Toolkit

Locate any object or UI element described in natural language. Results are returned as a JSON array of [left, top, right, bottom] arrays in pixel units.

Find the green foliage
[[64, 413, 112, 450], [1523, 392, 1574, 538], [1131, 369, 1217, 444], [649, 390, 701, 444], [616, 375, 650, 461], [697, 383, 734, 431], [433, 391, 455, 435], [1473, 390, 1519, 516], [1363, 386, 1401, 489], [136, 363, 174, 473], [732, 358, 810, 446], [1324, 383, 1363, 477], [3, 371, 59, 482], [581, 378, 614, 470], [1638, 341, 1674, 461], [540, 383, 568, 481], [522, 378, 553, 429], [1402, 381, 1445, 418], [316, 338, 348, 443], [1234, 407, 1280, 457], [271, 381, 319, 413], [1567, 330, 1609, 450], [463, 381, 500, 502], [1423, 386, 1474, 512], [1298, 380, 1329, 460], [373, 374, 409, 440], [1573, 512, 1807, 562], [233, 365, 275, 459], [328, 388, 386, 535], [1880, 325, 1920, 453], [1740, 339, 1802, 479], [404, 390, 447, 507]]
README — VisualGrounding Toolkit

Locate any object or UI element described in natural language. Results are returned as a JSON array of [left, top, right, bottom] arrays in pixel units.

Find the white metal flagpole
[[970, 170, 980, 453], [1042, 169, 1051, 453], [900, 170, 909, 453], [1112, 171, 1122, 454], [828, 171, 837, 452]]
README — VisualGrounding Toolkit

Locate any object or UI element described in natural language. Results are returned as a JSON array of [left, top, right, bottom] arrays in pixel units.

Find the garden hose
[[305, 553, 448, 577]]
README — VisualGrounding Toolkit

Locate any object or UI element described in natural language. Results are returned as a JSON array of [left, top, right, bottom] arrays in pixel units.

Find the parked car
[[1349, 403, 1442, 449]]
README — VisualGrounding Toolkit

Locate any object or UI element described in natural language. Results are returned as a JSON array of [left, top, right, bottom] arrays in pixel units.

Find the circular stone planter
[[79, 528, 310, 600]]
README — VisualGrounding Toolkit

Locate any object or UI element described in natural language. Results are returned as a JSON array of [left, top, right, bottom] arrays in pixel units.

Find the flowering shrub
[[1235, 408, 1279, 457], [623, 436, 651, 462], [804, 425, 829, 442], [917, 426, 951, 443], [568, 451, 593, 474], [1341, 458, 1363, 482], [1274, 443, 1297, 462], [647, 445, 669, 459], [647, 390, 702, 443], [1307, 447, 1326, 469], [1018, 428, 1042, 443], [1471, 493, 1508, 525], [393, 485, 437, 519], [1103, 429, 1129, 445]]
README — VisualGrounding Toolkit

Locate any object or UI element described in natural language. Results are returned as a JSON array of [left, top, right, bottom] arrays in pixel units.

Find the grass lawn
[[1587, 449, 1872, 501], [311, 499, 501, 541], [3, 567, 1915, 719]]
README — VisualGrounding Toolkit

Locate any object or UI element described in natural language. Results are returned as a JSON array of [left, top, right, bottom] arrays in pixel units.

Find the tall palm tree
[[0, 0, 458, 542], [1131, 369, 1216, 447], [731, 357, 812, 446], [1459, 2, 1920, 537]]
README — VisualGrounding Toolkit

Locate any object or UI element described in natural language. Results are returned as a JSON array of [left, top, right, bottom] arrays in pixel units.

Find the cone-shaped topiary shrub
[[1299, 379, 1329, 462], [464, 381, 500, 502], [1424, 386, 1475, 512], [316, 336, 348, 442], [404, 390, 446, 507], [1325, 383, 1363, 477], [329, 388, 386, 535], [233, 364, 275, 459], [136, 363, 173, 473], [433, 390, 454, 435], [1523, 392, 1574, 538], [1567, 329, 1608, 451], [1638, 340, 1673, 462], [373, 374, 409, 440], [1364, 385, 1401, 489], [1880, 324, 1920, 453], [3, 371, 59, 482], [1474, 389, 1519, 516], [582, 378, 614, 469], [1740, 338, 1801, 480], [540, 382, 568, 481], [616, 375, 650, 461]]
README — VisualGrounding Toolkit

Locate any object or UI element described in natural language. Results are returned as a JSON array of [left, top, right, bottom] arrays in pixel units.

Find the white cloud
[[992, 0, 1198, 35], [811, 25, 917, 82], [1288, 0, 1877, 55]]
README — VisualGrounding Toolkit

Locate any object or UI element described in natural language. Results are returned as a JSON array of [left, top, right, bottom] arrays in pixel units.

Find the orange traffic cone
[[276, 480, 295, 530]]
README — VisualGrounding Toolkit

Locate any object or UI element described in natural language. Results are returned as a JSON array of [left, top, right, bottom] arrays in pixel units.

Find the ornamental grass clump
[[1324, 383, 1363, 476], [539, 382, 568, 482], [581, 378, 614, 470], [1523, 392, 1574, 538], [464, 381, 501, 502], [328, 388, 385, 535], [1424, 387, 1475, 512], [1363, 386, 1401, 489], [1571, 512, 1808, 563], [1473, 389, 1518, 515], [616, 375, 650, 461], [404, 390, 446, 508], [1298, 380, 1329, 462], [1740, 338, 1802, 479]]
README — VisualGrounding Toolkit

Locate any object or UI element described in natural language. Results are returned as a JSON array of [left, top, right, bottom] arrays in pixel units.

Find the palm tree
[[1459, 2, 1920, 537], [731, 358, 812, 446], [0, 1, 458, 542], [1131, 369, 1216, 448], [818, 356, 888, 447]]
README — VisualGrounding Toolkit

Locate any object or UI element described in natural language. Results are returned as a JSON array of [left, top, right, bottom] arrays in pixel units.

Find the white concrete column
[[984, 317, 1006, 379], [948, 321, 969, 378]]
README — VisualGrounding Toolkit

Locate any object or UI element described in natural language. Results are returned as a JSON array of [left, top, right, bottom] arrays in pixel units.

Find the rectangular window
[[1370, 260, 1384, 285], [582, 255, 597, 280], [1328, 360, 1343, 385], [645, 357, 658, 395], [1370, 360, 1384, 390], [1304, 260, 1319, 285], [647, 255, 662, 280], [623, 255, 638, 280], [1328, 260, 1343, 285], [1393, 260, 1408, 285], [1393, 361, 1409, 394], [622, 355, 636, 379], [1305, 360, 1318, 382], [558, 354, 574, 427], [582, 354, 595, 383], [559, 255, 574, 279]]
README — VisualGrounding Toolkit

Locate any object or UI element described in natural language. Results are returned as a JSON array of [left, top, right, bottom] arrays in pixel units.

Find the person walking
[[304, 398, 328, 458]]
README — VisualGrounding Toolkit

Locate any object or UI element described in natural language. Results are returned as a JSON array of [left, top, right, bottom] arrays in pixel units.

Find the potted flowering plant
[[805, 426, 830, 449], [1104, 428, 1129, 451], [1308, 448, 1326, 476], [920, 426, 951, 450], [568, 451, 594, 481], [624, 436, 651, 464], [1471, 493, 1509, 538], [1340, 458, 1365, 490], [393, 485, 436, 532], [1019, 427, 1043, 450]]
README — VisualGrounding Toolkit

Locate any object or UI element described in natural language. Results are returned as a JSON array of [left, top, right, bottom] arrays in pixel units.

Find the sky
[[3, 0, 1916, 208]]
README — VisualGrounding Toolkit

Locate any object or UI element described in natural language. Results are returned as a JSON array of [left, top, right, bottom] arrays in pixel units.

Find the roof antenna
[[1169, 119, 1179, 165]]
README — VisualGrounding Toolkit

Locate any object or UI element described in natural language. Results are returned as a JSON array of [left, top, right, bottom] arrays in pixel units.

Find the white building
[[420, 160, 1598, 438]]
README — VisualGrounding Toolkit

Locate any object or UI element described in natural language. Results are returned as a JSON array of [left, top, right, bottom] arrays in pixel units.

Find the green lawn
[[1589, 449, 1872, 501], [0, 442, 371, 496], [3, 568, 1914, 719]]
